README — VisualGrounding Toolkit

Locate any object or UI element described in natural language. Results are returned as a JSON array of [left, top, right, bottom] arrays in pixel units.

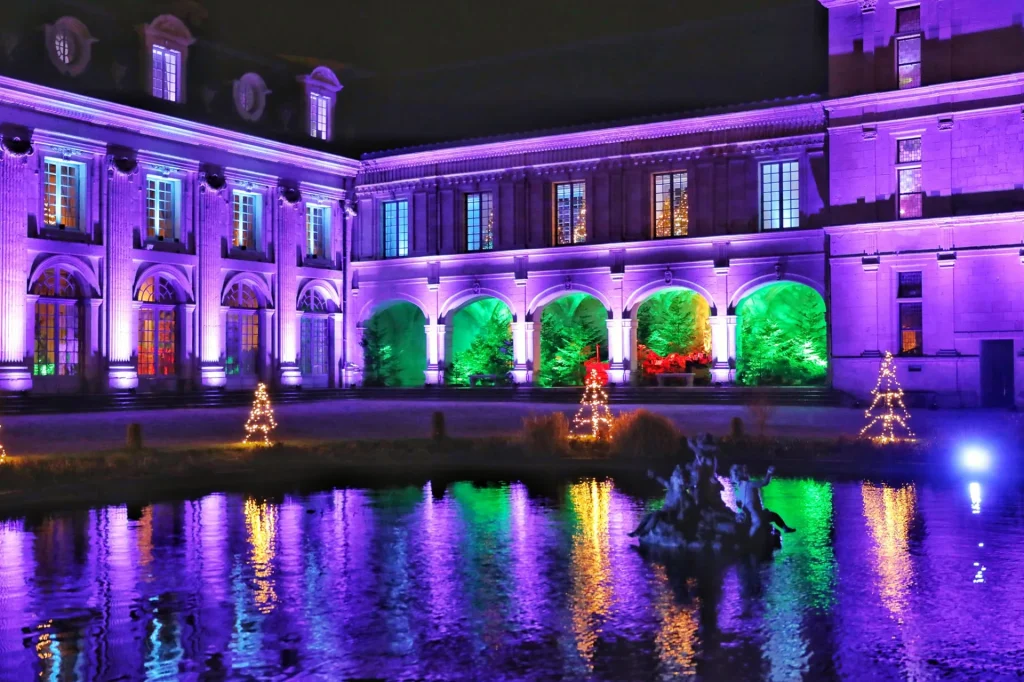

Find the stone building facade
[[1, 1, 1023, 406]]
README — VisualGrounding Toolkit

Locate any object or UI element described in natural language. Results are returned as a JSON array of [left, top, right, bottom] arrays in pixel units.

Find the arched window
[[225, 282, 260, 380], [299, 289, 330, 381], [137, 276, 178, 378], [30, 267, 82, 378]]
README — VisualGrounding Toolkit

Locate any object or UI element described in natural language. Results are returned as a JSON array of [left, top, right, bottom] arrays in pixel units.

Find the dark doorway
[[980, 340, 1015, 408]]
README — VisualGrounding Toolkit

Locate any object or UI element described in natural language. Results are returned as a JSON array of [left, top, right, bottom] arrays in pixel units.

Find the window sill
[[228, 247, 266, 262], [143, 238, 185, 254], [40, 226, 89, 243], [303, 255, 335, 269]]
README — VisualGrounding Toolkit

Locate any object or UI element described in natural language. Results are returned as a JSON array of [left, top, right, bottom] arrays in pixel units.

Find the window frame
[[151, 44, 182, 102], [306, 203, 330, 258], [652, 171, 689, 239], [145, 175, 181, 241], [309, 92, 330, 141], [553, 180, 587, 246], [231, 190, 263, 252], [896, 136, 923, 220], [42, 157, 86, 231], [381, 199, 410, 259], [465, 191, 495, 252], [896, 270, 923, 357], [895, 5, 922, 90], [759, 159, 800, 231]]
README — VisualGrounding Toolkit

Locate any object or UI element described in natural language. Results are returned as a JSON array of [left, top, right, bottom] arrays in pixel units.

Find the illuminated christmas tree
[[860, 351, 915, 444], [572, 368, 615, 440], [244, 383, 277, 446]]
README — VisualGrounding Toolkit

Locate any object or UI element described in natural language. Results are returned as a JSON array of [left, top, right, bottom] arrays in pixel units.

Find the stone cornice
[[360, 102, 824, 174], [825, 211, 1024, 238], [0, 75, 361, 177], [823, 73, 1024, 118]]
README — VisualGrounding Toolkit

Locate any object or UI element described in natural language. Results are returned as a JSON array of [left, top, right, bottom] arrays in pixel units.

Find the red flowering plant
[[637, 344, 711, 380], [583, 358, 610, 385]]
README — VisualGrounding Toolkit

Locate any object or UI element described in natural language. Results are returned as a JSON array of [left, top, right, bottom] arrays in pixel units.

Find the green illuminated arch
[[635, 289, 712, 383], [538, 292, 608, 387], [444, 298, 513, 386], [735, 281, 827, 386], [362, 301, 426, 387]]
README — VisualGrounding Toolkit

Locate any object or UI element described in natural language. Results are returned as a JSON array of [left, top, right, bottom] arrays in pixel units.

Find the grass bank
[[0, 432, 940, 518]]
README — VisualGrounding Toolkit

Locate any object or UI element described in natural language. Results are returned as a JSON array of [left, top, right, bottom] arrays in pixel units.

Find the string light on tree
[[860, 351, 915, 444], [572, 368, 615, 441], [244, 383, 277, 446]]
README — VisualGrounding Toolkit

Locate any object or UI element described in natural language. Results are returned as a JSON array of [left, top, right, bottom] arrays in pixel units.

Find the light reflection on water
[[0, 477, 1022, 681]]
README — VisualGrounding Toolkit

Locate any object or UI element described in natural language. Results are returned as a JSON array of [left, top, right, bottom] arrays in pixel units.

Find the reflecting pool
[[1, 477, 1022, 681]]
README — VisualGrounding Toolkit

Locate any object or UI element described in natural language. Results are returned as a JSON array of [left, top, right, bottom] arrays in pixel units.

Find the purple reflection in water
[[0, 477, 1021, 681]]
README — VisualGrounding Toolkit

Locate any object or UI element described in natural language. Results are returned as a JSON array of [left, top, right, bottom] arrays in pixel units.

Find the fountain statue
[[629, 433, 791, 556]]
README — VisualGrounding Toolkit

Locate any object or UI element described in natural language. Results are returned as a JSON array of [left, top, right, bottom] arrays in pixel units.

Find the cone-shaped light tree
[[572, 368, 615, 440], [244, 383, 277, 446], [860, 351, 915, 444]]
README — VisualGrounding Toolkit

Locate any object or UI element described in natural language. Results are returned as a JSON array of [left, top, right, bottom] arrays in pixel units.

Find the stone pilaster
[[710, 314, 736, 383], [0, 135, 34, 391], [277, 188, 302, 388], [199, 172, 228, 388], [105, 156, 140, 391]]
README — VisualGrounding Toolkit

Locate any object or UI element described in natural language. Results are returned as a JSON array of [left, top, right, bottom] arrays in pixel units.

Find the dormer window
[[45, 17, 96, 77], [141, 15, 194, 104], [151, 45, 180, 101], [298, 66, 343, 142]]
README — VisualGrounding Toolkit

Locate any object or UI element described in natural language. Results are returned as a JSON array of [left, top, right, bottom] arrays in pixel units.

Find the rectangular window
[[382, 200, 409, 258], [232, 191, 260, 250], [138, 308, 177, 377], [310, 92, 329, 140], [897, 271, 922, 298], [465, 192, 494, 252], [554, 181, 587, 245], [226, 312, 258, 376], [899, 302, 923, 356], [653, 172, 689, 238], [151, 45, 180, 102], [760, 161, 800, 230], [897, 137, 923, 219], [43, 159, 84, 230], [146, 176, 179, 240], [301, 317, 330, 376], [306, 204, 329, 257], [896, 6, 922, 90]]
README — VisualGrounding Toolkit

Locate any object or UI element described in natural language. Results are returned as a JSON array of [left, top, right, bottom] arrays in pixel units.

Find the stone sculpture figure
[[729, 464, 796, 537]]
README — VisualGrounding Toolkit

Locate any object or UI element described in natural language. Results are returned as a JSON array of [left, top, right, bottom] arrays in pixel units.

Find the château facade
[[2, 0, 1024, 406]]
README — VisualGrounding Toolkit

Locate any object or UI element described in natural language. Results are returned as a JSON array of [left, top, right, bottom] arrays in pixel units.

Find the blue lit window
[[896, 6, 922, 89], [466, 192, 494, 252], [151, 45, 180, 102], [760, 161, 800, 230], [310, 92, 330, 140], [897, 137, 923, 219], [306, 204, 330, 256], [232, 191, 261, 250], [382, 200, 409, 258]]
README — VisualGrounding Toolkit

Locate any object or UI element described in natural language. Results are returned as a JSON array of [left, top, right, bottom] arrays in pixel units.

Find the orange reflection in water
[[567, 480, 612, 667], [862, 483, 916, 618], [652, 566, 699, 675], [137, 506, 154, 573], [244, 498, 278, 614]]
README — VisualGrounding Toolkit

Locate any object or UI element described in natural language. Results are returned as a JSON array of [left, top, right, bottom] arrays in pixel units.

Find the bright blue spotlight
[[961, 446, 992, 473]]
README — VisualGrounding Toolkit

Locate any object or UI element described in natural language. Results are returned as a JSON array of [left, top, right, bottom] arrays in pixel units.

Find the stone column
[[183, 303, 196, 390], [199, 173, 228, 388], [424, 322, 443, 385], [330, 312, 343, 388], [23, 295, 38, 379], [511, 320, 531, 384], [710, 314, 736, 383], [606, 318, 630, 384], [277, 188, 302, 388], [259, 309, 275, 384], [105, 156, 140, 391], [0, 136, 35, 392], [87, 299, 103, 392], [346, 325, 365, 387]]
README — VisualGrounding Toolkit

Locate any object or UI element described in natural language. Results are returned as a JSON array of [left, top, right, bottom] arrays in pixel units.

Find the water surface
[[0, 477, 1021, 681]]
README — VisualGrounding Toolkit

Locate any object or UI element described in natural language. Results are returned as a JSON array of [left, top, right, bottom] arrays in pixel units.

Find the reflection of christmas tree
[[244, 383, 277, 446], [572, 368, 615, 440], [860, 351, 915, 444], [0, 425, 7, 465]]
